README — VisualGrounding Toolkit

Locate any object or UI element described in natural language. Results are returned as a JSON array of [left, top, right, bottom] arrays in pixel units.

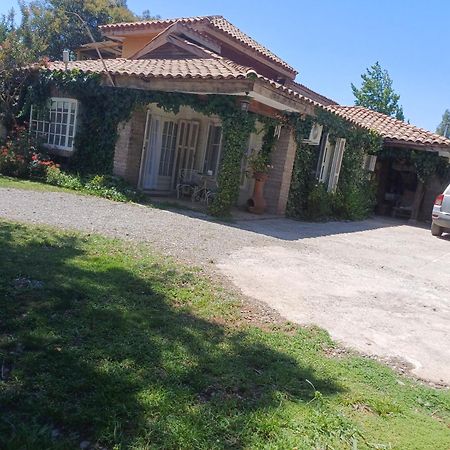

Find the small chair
[[201, 178, 218, 206], [176, 169, 201, 200]]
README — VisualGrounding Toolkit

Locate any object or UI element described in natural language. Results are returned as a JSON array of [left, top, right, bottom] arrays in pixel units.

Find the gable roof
[[99, 15, 296, 74], [327, 105, 450, 150], [131, 21, 221, 59]]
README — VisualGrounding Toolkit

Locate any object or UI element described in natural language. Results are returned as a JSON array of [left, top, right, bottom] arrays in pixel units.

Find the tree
[[140, 9, 160, 20], [436, 109, 450, 138], [351, 62, 405, 121], [0, 31, 37, 128], [18, 0, 138, 60], [0, 9, 15, 43]]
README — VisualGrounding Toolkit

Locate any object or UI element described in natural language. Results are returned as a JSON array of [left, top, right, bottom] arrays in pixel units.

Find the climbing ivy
[[286, 109, 383, 221], [22, 69, 258, 216], [209, 112, 255, 216], [377, 146, 450, 184]]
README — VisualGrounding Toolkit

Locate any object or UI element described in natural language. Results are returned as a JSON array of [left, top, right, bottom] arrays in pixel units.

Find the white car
[[431, 183, 450, 236]]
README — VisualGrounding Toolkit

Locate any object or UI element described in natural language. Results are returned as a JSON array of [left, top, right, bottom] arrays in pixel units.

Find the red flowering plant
[[0, 124, 57, 179], [0, 125, 33, 178], [29, 152, 59, 179]]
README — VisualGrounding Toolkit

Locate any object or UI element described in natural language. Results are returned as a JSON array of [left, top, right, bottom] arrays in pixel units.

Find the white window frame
[[362, 154, 377, 172], [327, 138, 346, 192], [318, 134, 333, 183], [29, 97, 78, 151], [203, 123, 223, 176]]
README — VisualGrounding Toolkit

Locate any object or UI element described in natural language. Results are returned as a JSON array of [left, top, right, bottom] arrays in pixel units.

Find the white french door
[[173, 120, 200, 183], [141, 112, 200, 191]]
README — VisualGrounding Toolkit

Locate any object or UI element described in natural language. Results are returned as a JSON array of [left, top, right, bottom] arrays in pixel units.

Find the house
[[29, 15, 450, 219]]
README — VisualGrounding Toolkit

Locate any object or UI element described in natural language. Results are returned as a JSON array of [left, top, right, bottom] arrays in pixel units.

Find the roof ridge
[[99, 15, 221, 29], [99, 15, 296, 73]]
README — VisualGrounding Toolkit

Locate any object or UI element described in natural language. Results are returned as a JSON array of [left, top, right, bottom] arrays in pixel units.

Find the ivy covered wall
[[286, 109, 383, 221], [22, 69, 258, 216]]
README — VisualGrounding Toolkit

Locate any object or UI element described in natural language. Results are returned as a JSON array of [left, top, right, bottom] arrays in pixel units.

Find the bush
[[45, 167, 142, 202], [305, 183, 334, 221], [0, 126, 37, 178], [45, 166, 84, 190], [0, 125, 56, 180], [0, 124, 142, 203], [338, 181, 376, 220]]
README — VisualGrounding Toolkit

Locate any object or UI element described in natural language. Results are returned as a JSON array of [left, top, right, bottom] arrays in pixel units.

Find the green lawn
[[0, 175, 75, 193], [0, 220, 449, 449]]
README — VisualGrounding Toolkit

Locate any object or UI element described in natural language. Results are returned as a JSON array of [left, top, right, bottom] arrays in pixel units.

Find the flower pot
[[247, 172, 268, 214]]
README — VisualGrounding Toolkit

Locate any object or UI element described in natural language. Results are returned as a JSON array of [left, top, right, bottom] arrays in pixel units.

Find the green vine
[[22, 69, 259, 216], [209, 112, 256, 216], [286, 109, 383, 221], [377, 146, 450, 184]]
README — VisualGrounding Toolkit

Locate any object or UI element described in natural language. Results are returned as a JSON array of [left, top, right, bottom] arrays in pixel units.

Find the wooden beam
[[248, 100, 281, 118], [110, 74, 254, 95], [252, 80, 316, 116]]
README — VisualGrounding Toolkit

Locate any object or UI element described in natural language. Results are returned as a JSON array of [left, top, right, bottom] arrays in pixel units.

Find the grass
[[0, 175, 76, 194], [0, 220, 449, 449]]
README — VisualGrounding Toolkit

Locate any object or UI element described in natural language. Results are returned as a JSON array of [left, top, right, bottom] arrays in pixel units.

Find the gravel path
[[0, 188, 274, 263], [1, 187, 450, 385]]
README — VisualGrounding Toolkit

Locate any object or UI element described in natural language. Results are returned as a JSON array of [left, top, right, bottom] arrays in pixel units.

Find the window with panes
[[30, 98, 78, 151]]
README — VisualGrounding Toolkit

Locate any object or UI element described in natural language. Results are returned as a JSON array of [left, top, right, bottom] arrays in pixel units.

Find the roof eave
[[383, 139, 450, 153]]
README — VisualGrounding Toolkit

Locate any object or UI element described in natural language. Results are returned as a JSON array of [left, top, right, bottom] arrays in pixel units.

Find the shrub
[[29, 153, 59, 179], [305, 183, 333, 221], [335, 180, 376, 220], [45, 166, 84, 190], [0, 125, 56, 179], [45, 167, 142, 202], [0, 125, 38, 178], [0, 144, 28, 177]]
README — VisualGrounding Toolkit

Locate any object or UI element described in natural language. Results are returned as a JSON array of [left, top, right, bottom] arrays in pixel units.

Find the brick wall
[[264, 126, 297, 215], [113, 109, 147, 187]]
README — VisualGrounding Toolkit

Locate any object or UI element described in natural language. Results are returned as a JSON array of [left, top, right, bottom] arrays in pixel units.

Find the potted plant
[[246, 150, 272, 214]]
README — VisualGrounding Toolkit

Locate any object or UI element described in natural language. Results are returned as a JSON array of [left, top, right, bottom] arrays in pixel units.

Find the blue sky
[[2, 0, 449, 131]]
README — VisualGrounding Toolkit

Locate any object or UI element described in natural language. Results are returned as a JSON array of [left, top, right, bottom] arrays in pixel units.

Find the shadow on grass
[[0, 221, 342, 449]]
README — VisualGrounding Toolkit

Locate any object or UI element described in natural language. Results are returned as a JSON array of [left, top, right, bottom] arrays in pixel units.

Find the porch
[[374, 151, 448, 222], [113, 103, 297, 215]]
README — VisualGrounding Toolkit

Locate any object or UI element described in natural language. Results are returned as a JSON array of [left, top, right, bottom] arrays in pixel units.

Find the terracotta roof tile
[[42, 60, 448, 150], [326, 105, 450, 149], [99, 15, 296, 73], [287, 80, 338, 106], [42, 58, 318, 110], [45, 58, 252, 80]]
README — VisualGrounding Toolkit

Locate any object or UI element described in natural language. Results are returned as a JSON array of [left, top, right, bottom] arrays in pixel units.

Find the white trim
[[138, 110, 152, 189], [328, 138, 346, 192], [318, 134, 332, 183], [29, 97, 78, 151], [203, 123, 223, 176]]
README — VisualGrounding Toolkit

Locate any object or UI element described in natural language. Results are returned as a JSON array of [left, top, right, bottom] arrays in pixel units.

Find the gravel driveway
[[1, 187, 449, 385]]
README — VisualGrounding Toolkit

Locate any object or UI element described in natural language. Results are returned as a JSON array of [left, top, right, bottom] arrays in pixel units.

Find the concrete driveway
[[1, 187, 449, 384], [219, 218, 450, 385]]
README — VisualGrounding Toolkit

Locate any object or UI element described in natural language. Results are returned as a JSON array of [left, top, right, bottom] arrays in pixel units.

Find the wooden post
[[409, 180, 424, 223]]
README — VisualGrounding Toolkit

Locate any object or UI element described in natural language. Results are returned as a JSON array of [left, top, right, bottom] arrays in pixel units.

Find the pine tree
[[436, 109, 450, 138], [351, 62, 405, 121]]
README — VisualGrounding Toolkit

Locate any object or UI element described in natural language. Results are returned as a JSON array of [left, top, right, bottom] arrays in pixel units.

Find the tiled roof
[[287, 80, 338, 106], [41, 58, 319, 108], [44, 58, 253, 80], [99, 15, 296, 73], [41, 60, 448, 149], [327, 105, 450, 148]]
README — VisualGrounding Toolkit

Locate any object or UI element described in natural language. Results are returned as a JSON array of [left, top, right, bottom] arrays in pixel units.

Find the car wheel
[[431, 223, 443, 236]]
